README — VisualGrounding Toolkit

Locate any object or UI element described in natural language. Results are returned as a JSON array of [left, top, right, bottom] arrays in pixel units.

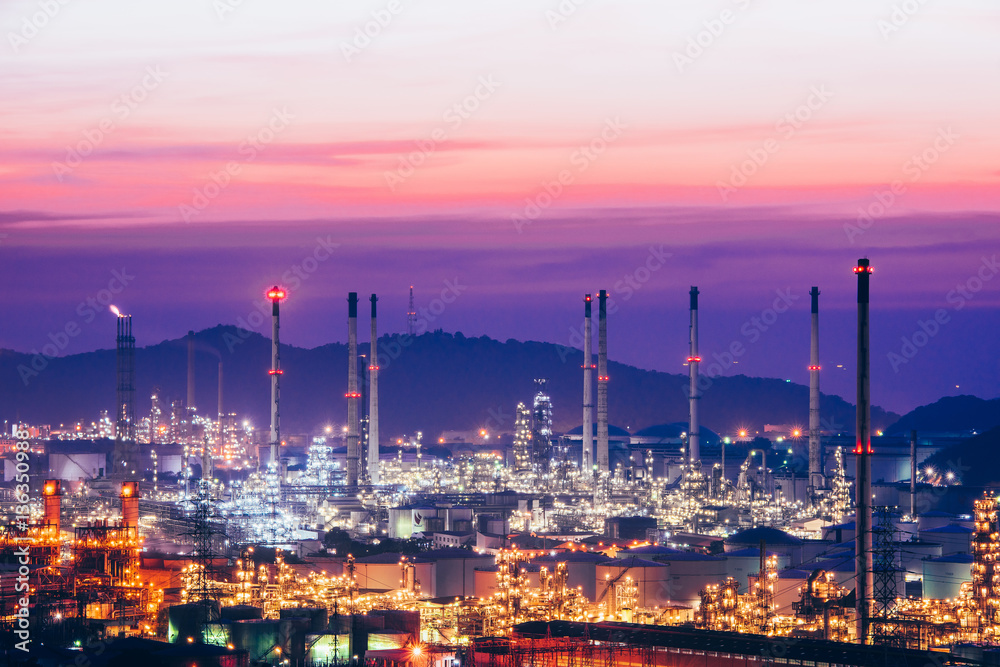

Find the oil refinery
[[3, 263, 999, 667]]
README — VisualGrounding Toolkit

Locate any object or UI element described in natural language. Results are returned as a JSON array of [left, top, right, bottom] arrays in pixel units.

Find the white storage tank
[[353, 552, 432, 592], [923, 554, 973, 601], [422, 548, 494, 598], [919, 524, 973, 556], [595, 557, 673, 610]]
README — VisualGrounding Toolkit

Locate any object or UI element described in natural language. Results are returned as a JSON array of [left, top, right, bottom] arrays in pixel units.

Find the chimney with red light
[[266, 286, 286, 477], [582, 294, 594, 472], [808, 286, 823, 504], [854, 258, 873, 644], [121, 481, 140, 534], [346, 292, 360, 487], [596, 290, 609, 472], [688, 286, 700, 465], [43, 479, 61, 538], [187, 330, 196, 414], [368, 294, 380, 485]]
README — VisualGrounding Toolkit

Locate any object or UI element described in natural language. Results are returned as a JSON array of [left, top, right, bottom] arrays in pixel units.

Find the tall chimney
[[113, 312, 137, 479], [43, 480, 61, 539], [582, 294, 594, 472], [854, 258, 873, 644], [217, 361, 224, 444], [346, 293, 360, 487], [187, 330, 196, 412], [596, 290, 609, 472], [121, 481, 140, 535], [369, 294, 380, 485], [808, 286, 823, 502], [688, 287, 701, 464], [266, 286, 286, 476], [910, 430, 917, 518]]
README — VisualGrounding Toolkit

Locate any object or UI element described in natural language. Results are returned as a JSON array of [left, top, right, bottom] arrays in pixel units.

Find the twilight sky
[[2, 0, 998, 415]]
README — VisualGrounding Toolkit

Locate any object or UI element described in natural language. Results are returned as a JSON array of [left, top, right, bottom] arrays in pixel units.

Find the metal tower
[[871, 506, 901, 647], [407, 285, 416, 335]]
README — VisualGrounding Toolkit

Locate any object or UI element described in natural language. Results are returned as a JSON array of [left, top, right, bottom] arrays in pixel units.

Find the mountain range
[[0, 325, 954, 440]]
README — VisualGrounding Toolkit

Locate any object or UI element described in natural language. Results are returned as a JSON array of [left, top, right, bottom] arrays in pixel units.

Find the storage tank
[[919, 524, 973, 556], [596, 557, 674, 610], [168, 601, 220, 643], [923, 554, 973, 601], [280, 607, 327, 633], [423, 548, 494, 598], [648, 552, 728, 607], [221, 605, 263, 622], [353, 552, 431, 591], [917, 511, 954, 532], [279, 615, 312, 663], [230, 619, 280, 662]]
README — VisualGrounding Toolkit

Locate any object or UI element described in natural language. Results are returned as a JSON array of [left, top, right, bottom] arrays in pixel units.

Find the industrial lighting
[[266, 287, 287, 300]]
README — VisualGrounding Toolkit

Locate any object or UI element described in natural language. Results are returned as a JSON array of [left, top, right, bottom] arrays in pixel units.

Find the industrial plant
[[3, 263, 999, 667]]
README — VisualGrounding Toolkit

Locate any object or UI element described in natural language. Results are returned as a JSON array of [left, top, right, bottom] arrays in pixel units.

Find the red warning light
[[268, 369, 283, 375], [853, 266, 873, 274], [687, 356, 702, 363], [808, 365, 821, 371], [266, 287, 287, 300]]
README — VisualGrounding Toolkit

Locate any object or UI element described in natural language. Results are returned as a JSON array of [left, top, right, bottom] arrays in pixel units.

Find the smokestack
[[121, 481, 139, 535], [347, 293, 360, 487], [43, 480, 61, 538], [596, 290, 609, 472], [809, 287, 823, 501], [688, 287, 700, 464], [187, 330, 196, 412], [266, 286, 286, 476], [854, 258, 873, 644], [582, 294, 594, 472], [217, 361, 224, 442], [369, 294, 380, 485], [910, 430, 917, 518], [113, 311, 137, 479]]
